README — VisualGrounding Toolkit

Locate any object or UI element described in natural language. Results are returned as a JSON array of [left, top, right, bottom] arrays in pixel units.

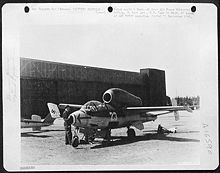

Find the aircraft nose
[[71, 111, 82, 125], [70, 113, 76, 125]]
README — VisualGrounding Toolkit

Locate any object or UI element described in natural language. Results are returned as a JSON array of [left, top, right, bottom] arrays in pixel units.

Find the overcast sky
[[19, 3, 217, 98]]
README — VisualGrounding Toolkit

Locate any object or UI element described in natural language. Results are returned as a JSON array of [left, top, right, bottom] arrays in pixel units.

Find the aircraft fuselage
[[70, 100, 157, 129]]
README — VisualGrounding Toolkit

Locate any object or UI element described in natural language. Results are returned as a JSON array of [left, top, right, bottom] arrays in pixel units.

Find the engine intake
[[102, 88, 142, 107]]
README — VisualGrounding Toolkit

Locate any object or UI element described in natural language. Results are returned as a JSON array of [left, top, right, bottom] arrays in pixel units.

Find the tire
[[72, 136, 79, 147], [127, 128, 135, 139]]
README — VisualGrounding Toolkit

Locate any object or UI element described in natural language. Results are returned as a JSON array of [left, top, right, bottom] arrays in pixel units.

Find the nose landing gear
[[71, 127, 80, 148], [72, 136, 79, 147]]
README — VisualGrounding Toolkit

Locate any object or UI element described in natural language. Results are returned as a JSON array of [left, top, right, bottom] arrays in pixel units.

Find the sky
[[18, 3, 217, 98]]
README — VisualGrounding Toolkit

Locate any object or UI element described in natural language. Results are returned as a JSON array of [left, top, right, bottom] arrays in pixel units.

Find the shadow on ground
[[21, 133, 51, 138], [21, 129, 64, 138], [91, 133, 200, 149], [143, 130, 200, 134]]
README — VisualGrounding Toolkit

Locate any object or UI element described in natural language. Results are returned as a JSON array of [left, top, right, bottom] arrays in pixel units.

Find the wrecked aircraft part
[[102, 88, 142, 107]]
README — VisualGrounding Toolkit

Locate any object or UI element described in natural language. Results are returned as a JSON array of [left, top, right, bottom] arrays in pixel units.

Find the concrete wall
[[20, 58, 167, 118]]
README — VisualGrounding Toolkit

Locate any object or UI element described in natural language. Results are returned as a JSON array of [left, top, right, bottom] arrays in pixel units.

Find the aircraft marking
[[51, 109, 56, 114], [109, 112, 118, 121]]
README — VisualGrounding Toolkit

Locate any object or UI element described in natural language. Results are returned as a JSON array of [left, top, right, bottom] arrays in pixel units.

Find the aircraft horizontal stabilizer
[[31, 115, 41, 121]]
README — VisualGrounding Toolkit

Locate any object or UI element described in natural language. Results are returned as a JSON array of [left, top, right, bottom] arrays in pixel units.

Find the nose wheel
[[72, 136, 79, 147], [71, 127, 80, 148]]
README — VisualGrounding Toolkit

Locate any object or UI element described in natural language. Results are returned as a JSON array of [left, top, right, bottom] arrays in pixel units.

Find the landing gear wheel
[[127, 128, 135, 139], [72, 136, 79, 147]]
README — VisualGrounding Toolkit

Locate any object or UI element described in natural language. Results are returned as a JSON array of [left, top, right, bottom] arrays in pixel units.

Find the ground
[[21, 110, 200, 165]]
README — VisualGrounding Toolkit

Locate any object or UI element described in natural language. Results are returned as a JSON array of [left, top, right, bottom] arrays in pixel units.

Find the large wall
[[20, 58, 167, 118]]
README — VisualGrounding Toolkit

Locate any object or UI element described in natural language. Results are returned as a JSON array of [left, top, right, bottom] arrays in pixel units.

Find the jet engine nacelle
[[102, 88, 142, 108]]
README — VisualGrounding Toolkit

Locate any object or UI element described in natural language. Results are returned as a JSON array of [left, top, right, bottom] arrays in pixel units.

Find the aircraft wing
[[124, 106, 192, 121], [58, 103, 83, 110], [146, 111, 172, 116], [124, 106, 192, 114]]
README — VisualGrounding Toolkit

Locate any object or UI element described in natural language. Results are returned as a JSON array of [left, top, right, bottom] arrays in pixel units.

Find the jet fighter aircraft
[[48, 88, 192, 147]]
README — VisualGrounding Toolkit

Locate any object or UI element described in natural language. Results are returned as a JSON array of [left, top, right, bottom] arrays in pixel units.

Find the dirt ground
[[21, 110, 200, 166]]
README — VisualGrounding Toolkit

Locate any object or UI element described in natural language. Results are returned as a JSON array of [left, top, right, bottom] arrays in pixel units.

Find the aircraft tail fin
[[47, 103, 61, 118], [43, 103, 61, 124]]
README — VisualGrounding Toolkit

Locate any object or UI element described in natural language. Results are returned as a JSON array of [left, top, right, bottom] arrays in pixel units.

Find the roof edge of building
[[20, 57, 142, 75]]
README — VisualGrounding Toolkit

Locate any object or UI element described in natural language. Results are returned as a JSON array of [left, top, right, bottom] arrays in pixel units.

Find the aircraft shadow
[[91, 133, 200, 149], [21, 129, 64, 133], [21, 129, 64, 138], [21, 133, 51, 138], [143, 130, 200, 134]]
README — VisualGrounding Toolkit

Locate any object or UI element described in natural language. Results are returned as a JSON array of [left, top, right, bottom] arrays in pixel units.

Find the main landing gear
[[127, 127, 136, 139], [71, 127, 136, 147], [103, 129, 111, 141], [84, 134, 95, 144], [102, 127, 136, 145], [71, 127, 96, 147], [102, 129, 111, 145]]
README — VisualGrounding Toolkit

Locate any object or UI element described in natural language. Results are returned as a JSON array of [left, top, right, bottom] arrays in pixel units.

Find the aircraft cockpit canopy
[[81, 100, 114, 112]]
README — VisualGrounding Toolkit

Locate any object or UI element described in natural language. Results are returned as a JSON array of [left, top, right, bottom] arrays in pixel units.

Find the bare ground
[[21, 110, 200, 165]]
